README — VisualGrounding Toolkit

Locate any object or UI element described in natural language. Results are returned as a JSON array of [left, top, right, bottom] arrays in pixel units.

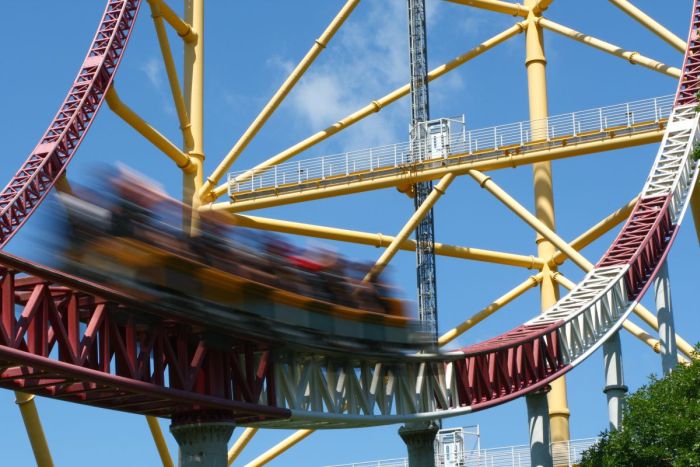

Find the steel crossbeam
[[0, 254, 287, 422]]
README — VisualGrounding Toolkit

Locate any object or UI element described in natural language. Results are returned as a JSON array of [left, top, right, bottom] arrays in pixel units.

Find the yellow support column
[[183, 0, 205, 233], [523, 0, 571, 451], [15, 392, 53, 467]]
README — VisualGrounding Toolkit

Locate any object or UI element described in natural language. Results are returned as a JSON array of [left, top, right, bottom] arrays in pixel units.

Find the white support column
[[526, 390, 553, 467], [654, 261, 679, 375], [603, 331, 628, 431]]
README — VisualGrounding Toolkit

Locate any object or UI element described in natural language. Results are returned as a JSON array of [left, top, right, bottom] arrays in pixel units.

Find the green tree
[[580, 356, 700, 467]]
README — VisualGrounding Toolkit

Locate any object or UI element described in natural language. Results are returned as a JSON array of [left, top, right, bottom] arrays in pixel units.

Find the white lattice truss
[[248, 108, 700, 429]]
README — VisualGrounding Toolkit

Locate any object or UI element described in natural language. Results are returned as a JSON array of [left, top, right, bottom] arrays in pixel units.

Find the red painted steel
[[0, 253, 287, 421], [455, 323, 565, 410], [597, 196, 673, 299], [0, 0, 696, 425], [0, 0, 140, 248], [676, 0, 700, 107]]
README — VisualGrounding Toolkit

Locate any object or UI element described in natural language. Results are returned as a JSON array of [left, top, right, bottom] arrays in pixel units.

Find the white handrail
[[228, 95, 673, 196]]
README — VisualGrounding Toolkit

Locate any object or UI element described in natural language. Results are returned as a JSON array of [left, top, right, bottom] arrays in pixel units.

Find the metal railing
[[325, 438, 599, 467], [228, 95, 673, 196]]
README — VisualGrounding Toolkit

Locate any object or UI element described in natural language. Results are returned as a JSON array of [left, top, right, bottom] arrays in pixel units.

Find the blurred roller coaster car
[[55, 186, 432, 355]]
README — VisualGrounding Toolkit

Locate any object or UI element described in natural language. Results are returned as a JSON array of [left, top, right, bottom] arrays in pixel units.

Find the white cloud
[[140, 57, 163, 89]]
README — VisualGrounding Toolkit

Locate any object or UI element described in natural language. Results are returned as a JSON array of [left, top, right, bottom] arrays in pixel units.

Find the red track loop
[[0, 0, 140, 248]]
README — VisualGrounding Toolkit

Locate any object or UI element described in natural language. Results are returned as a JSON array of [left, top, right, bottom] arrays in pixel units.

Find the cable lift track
[[0, 0, 698, 431]]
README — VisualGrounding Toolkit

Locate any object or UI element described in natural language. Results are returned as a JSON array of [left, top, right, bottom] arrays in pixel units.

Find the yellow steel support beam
[[438, 272, 543, 346], [608, 0, 686, 52], [443, 0, 529, 17], [228, 427, 259, 465], [468, 169, 698, 361], [245, 429, 314, 467], [223, 213, 543, 269], [200, 0, 361, 200], [150, 0, 197, 42], [148, 0, 194, 149], [538, 18, 681, 78], [207, 22, 527, 201], [468, 170, 593, 271], [183, 0, 204, 234], [206, 128, 663, 213], [554, 273, 689, 364], [365, 173, 456, 281], [531, 0, 554, 15], [146, 416, 175, 467], [522, 2, 570, 446], [15, 392, 53, 467], [549, 196, 638, 267], [105, 86, 194, 172], [54, 174, 73, 194]]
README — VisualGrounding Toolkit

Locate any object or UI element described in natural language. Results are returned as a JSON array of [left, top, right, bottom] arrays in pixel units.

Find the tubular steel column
[[170, 414, 235, 467], [526, 390, 553, 467], [602, 332, 628, 431], [654, 261, 679, 375], [523, 1, 572, 455], [183, 0, 204, 234]]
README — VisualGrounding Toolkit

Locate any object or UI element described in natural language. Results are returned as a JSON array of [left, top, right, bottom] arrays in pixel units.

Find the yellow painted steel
[[549, 196, 638, 267], [553, 274, 688, 365], [691, 184, 700, 245], [200, 0, 361, 201], [206, 128, 663, 212], [467, 169, 699, 360], [209, 22, 527, 200], [105, 86, 194, 172], [468, 170, 594, 271], [365, 173, 456, 281], [531, 0, 555, 15], [228, 427, 259, 465], [14, 392, 53, 467], [245, 429, 314, 467], [630, 303, 697, 360], [147, 0, 194, 149], [146, 416, 175, 467], [538, 18, 681, 78], [55, 174, 73, 194], [522, 2, 571, 446], [438, 273, 543, 346], [225, 213, 543, 269], [183, 0, 205, 234], [608, 0, 686, 52], [444, 0, 529, 17], [151, 0, 197, 42]]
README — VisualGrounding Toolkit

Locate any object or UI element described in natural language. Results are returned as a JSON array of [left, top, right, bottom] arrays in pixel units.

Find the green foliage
[[580, 356, 700, 467], [693, 144, 700, 162]]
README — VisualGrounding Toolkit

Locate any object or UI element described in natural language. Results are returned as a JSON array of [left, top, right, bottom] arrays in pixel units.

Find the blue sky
[[1, 1, 698, 465]]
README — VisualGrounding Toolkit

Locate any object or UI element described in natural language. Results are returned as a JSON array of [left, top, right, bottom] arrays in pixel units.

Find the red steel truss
[[0, 0, 141, 248], [0, 252, 287, 422]]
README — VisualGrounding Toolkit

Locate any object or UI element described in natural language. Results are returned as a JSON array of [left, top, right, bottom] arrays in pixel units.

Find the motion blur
[[54, 167, 430, 353]]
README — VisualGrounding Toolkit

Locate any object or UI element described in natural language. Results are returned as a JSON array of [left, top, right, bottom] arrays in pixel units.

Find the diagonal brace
[[365, 173, 456, 282]]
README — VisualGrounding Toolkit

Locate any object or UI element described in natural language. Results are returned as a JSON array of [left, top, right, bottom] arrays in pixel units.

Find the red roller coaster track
[[0, 0, 698, 429]]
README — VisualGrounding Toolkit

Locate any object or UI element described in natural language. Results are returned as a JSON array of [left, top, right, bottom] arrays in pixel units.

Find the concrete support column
[[399, 421, 439, 467], [170, 414, 235, 467], [654, 261, 678, 375], [603, 331, 628, 431], [526, 390, 553, 467]]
